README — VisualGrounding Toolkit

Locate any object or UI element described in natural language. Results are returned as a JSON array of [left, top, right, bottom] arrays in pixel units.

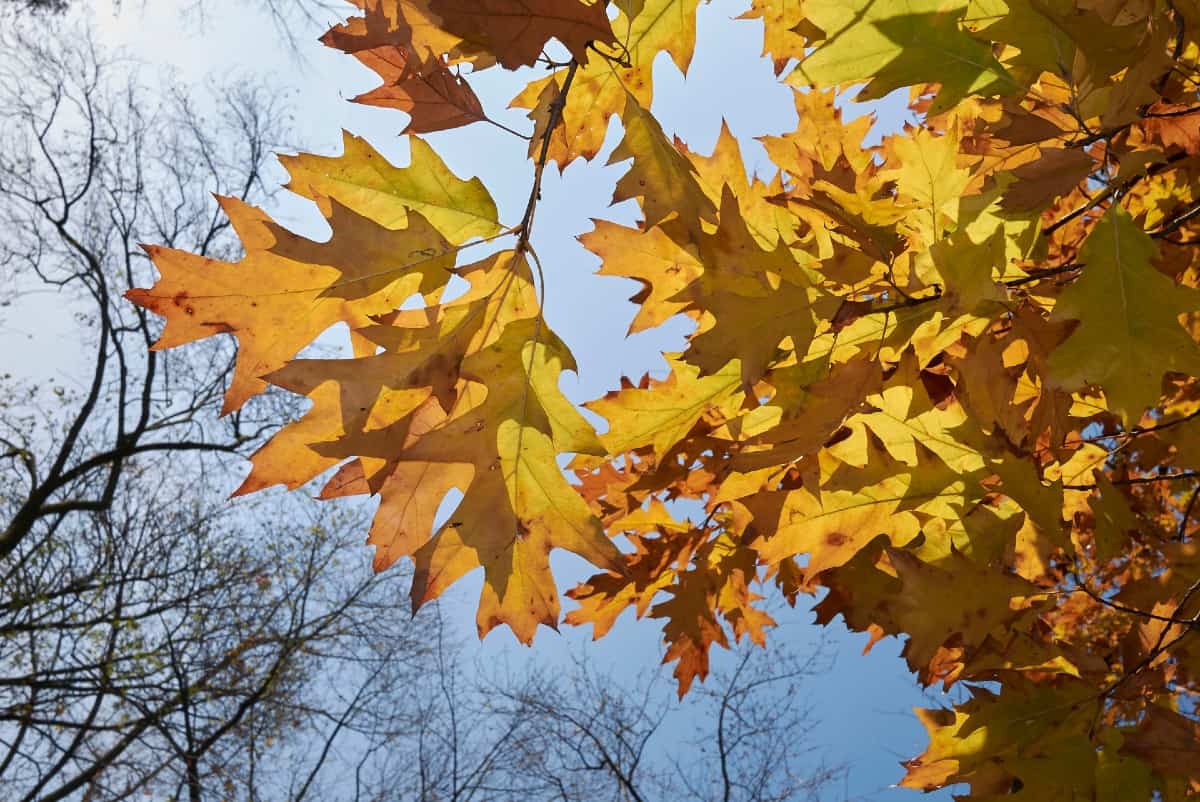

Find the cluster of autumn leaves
[[126, 0, 1200, 797]]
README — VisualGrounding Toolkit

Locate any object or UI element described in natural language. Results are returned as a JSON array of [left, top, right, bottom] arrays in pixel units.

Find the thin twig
[[1178, 484, 1200, 541], [859, 262, 1082, 316], [515, 61, 579, 255], [1063, 470, 1200, 490], [1043, 152, 1189, 236]]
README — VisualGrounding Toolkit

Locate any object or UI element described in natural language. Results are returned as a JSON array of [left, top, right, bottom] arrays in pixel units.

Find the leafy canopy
[[127, 0, 1200, 796]]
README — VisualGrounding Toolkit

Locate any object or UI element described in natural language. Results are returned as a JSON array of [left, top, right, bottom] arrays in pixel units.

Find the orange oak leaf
[[126, 198, 456, 414], [322, 0, 471, 65], [581, 218, 703, 334], [400, 316, 623, 641], [348, 46, 486, 133], [999, 147, 1095, 212]]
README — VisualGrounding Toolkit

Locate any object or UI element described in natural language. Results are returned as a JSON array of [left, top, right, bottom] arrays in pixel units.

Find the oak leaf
[[748, 432, 967, 580], [609, 96, 717, 231], [347, 47, 486, 133], [678, 188, 823, 386], [508, 0, 701, 167], [880, 122, 975, 243], [279, 131, 500, 244], [428, 0, 616, 69], [402, 317, 622, 642], [581, 218, 703, 334], [587, 356, 743, 458], [322, 0, 468, 64], [792, 0, 1013, 113], [1047, 205, 1200, 424], [127, 198, 454, 414]]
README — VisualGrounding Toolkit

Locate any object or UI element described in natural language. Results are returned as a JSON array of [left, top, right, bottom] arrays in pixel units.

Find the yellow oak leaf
[[610, 0, 701, 108], [398, 316, 620, 642], [279, 131, 500, 245], [1047, 205, 1200, 424], [681, 122, 797, 248], [747, 432, 964, 579], [731, 357, 882, 473], [230, 260, 531, 498], [928, 226, 1009, 315], [901, 681, 1099, 791], [859, 350, 986, 473], [368, 460, 476, 571], [782, 179, 907, 267], [946, 326, 1034, 445], [759, 88, 876, 181], [609, 95, 717, 231], [962, 0, 1084, 81], [792, 0, 1013, 113], [989, 451, 1069, 550], [231, 357, 435, 497], [678, 187, 823, 386], [881, 122, 975, 243], [738, 0, 813, 72], [510, 63, 627, 167], [581, 218, 703, 334], [507, 0, 701, 167], [682, 121, 753, 207], [588, 356, 744, 458]]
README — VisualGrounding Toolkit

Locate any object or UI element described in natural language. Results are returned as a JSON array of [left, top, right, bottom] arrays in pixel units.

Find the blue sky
[[74, 1, 956, 797]]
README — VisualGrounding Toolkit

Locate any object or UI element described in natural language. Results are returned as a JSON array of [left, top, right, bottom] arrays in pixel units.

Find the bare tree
[[672, 642, 844, 802], [328, 604, 844, 802], [0, 20, 435, 802], [488, 638, 845, 802], [362, 624, 845, 802], [1, 0, 346, 44], [3, 0, 68, 13]]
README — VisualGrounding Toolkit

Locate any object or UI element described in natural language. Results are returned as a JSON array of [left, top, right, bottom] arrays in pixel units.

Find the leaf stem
[[482, 115, 533, 140]]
